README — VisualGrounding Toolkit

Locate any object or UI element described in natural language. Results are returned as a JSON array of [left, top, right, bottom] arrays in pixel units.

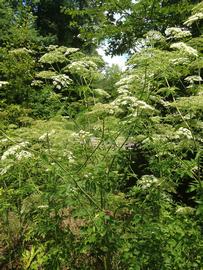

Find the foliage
[[0, 1, 203, 269], [65, 0, 201, 55], [0, 44, 104, 119]]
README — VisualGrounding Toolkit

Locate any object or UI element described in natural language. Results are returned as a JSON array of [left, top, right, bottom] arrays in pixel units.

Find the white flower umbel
[[67, 60, 98, 75], [146, 30, 165, 41], [112, 94, 154, 115], [0, 81, 9, 88], [0, 138, 8, 143], [47, 45, 59, 51], [184, 12, 203, 26], [65, 151, 75, 164], [137, 175, 159, 190], [16, 150, 33, 161], [170, 57, 190, 65], [71, 130, 92, 144], [176, 206, 195, 215], [36, 70, 57, 79], [37, 205, 49, 209], [64, 60, 100, 81], [1, 142, 29, 161], [177, 127, 193, 139], [9, 48, 32, 54], [115, 75, 137, 87], [117, 85, 131, 95], [53, 46, 78, 55], [64, 48, 79, 56], [184, 75, 202, 84], [39, 51, 67, 64], [52, 74, 72, 89], [165, 27, 191, 39], [170, 42, 198, 57], [31, 80, 43, 87]]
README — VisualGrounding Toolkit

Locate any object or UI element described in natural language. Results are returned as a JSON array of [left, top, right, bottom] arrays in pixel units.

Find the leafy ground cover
[[0, 1, 203, 269]]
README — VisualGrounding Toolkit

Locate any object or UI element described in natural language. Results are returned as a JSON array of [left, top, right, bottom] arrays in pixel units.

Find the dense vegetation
[[0, 0, 203, 269]]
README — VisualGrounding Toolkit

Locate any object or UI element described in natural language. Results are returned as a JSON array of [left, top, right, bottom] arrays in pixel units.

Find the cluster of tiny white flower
[[146, 30, 164, 41], [47, 45, 58, 51], [117, 85, 131, 95], [165, 27, 191, 39], [39, 50, 67, 64], [170, 57, 190, 65], [176, 206, 194, 215], [16, 150, 33, 161], [137, 175, 159, 190], [111, 94, 154, 115], [71, 130, 93, 144], [64, 48, 79, 56], [184, 12, 203, 26], [84, 172, 93, 179], [31, 80, 43, 87], [115, 75, 137, 87], [36, 70, 56, 79], [159, 99, 171, 107], [86, 102, 117, 117], [65, 150, 75, 164], [1, 142, 30, 161], [39, 130, 56, 141], [109, 78, 155, 120], [37, 205, 49, 209], [176, 127, 193, 139], [0, 81, 9, 88], [40, 46, 79, 66], [9, 48, 32, 55], [52, 74, 72, 90], [184, 75, 202, 84], [0, 138, 8, 143], [67, 60, 98, 77], [170, 42, 198, 57], [47, 45, 79, 54]]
